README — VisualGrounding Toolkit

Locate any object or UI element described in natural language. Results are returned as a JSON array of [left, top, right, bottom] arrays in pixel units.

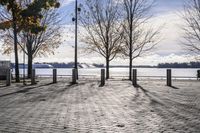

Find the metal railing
[[13, 74, 198, 80]]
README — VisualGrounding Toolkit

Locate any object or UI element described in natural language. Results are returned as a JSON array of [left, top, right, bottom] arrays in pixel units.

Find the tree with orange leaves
[[0, 0, 60, 82]]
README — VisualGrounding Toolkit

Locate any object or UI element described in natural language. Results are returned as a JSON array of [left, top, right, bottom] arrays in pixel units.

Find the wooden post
[[6, 69, 11, 86], [31, 69, 36, 85], [132, 69, 137, 86], [72, 68, 77, 84], [100, 69, 105, 87], [167, 69, 172, 86], [53, 69, 57, 83]]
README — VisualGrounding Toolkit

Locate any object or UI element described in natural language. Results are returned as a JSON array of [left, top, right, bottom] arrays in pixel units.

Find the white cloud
[[60, 0, 74, 7]]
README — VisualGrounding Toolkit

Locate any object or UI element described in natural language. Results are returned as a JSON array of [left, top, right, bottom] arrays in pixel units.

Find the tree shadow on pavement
[[0, 80, 101, 104], [131, 84, 200, 132], [133, 84, 165, 106], [0, 83, 54, 98], [169, 85, 180, 89]]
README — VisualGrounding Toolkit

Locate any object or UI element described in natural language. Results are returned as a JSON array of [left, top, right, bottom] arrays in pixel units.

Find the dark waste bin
[[0, 69, 7, 80]]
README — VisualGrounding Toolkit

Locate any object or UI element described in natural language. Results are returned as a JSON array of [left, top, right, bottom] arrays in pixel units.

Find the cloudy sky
[[0, 0, 197, 65]]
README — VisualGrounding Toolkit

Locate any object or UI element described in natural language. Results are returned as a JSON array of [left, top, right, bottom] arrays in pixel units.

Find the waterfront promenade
[[0, 78, 200, 133]]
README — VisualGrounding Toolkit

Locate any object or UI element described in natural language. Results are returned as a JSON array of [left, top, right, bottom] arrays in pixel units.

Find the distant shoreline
[[12, 66, 200, 69], [13, 66, 200, 69], [10, 62, 200, 69]]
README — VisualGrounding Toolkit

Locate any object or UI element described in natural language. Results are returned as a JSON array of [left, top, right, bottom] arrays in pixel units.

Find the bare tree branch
[[181, 0, 200, 57], [80, 0, 123, 79]]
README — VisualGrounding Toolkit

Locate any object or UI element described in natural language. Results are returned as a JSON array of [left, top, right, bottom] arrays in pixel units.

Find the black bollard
[[197, 70, 200, 80], [72, 68, 77, 84], [132, 69, 137, 86], [53, 69, 57, 83], [100, 69, 105, 87], [167, 69, 172, 86], [31, 69, 36, 85]]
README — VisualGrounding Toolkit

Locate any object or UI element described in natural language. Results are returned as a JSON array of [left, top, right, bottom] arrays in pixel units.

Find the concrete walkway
[[0, 78, 200, 133]]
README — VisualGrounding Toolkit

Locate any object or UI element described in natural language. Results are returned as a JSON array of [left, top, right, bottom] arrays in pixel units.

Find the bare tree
[[182, 0, 200, 58], [121, 0, 160, 80], [80, 0, 123, 79], [1, 7, 62, 78]]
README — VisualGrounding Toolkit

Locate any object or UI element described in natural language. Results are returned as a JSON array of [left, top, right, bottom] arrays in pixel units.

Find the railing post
[[72, 68, 77, 84], [6, 69, 11, 86], [53, 69, 57, 83], [100, 69, 105, 87], [167, 69, 172, 86], [31, 69, 36, 85], [132, 69, 137, 86]]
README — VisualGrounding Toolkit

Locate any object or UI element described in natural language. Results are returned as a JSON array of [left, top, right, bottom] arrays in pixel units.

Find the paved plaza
[[0, 78, 200, 133]]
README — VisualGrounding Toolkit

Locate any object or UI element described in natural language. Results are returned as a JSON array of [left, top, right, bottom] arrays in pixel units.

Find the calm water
[[16, 68, 200, 78]]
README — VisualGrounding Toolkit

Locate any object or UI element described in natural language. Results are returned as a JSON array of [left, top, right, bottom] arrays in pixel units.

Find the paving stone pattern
[[0, 78, 200, 133]]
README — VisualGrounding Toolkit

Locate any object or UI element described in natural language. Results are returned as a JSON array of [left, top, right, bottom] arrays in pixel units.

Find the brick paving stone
[[0, 78, 200, 133]]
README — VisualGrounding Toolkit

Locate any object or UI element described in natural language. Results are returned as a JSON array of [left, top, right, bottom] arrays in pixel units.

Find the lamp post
[[75, 0, 78, 75], [72, 0, 81, 79]]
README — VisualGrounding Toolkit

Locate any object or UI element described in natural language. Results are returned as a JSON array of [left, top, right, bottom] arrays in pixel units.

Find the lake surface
[[16, 68, 200, 79]]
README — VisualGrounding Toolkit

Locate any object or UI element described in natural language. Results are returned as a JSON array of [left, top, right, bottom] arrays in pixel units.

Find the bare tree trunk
[[129, 32, 133, 80], [106, 57, 110, 79], [13, 25, 20, 82], [106, 45, 110, 79], [27, 42, 33, 79], [12, 7, 20, 82]]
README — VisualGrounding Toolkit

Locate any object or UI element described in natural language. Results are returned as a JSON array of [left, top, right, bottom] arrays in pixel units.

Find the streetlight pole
[[75, 0, 78, 79]]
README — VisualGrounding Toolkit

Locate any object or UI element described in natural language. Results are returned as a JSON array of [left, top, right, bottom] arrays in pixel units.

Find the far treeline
[[158, 62, 200, 68]]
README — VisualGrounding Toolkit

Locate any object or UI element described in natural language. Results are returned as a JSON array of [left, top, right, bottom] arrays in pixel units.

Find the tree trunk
[[129, 3, 133, 81], [12, 7, 20, 82], [129, 25, 133, 80], [27, 54, 33, 79], [106, 58, 110, 79]]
